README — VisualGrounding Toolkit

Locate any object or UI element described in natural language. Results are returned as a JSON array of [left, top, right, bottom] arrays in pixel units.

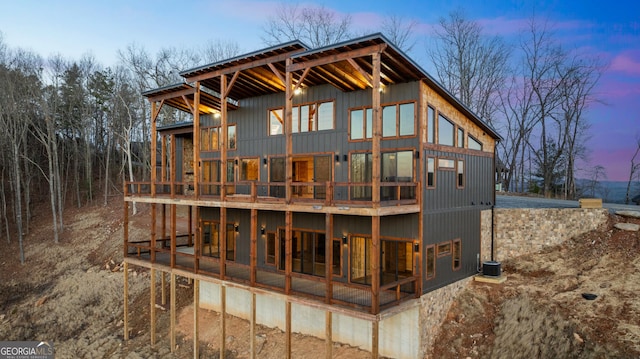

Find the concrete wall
[[482, 208, 608, 262]]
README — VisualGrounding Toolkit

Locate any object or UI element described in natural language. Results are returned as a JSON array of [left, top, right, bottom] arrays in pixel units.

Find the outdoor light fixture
[[343, 154, 348, 162], [335, 155, 340, 162], [263, 158, 267, 165], [294, 87, 303, 96], [261, 226, 265, 235], [342, 236, 347, 245], [234, 159, 238, 165], [214, 113, 221, 119], [414, 243, 420, 252], [414, 151, 420, 159], [234, 224, 239, 232]]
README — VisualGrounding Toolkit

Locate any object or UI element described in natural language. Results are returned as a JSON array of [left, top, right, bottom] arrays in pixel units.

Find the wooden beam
[[285, 211, 292, 294], [371, 216, 380, 314], [184, 49, 306, 83], [150, 268, 156, 346], [287, 44, 387, 72], [151, 204, 156, 262], [193, 279, 200, 359], [347, 58, 373, 87], [285, 58, 293, 204], [123, 200, 128, 259], [325, 213, 333, 304], [311, 66, 357, 91], [250, 208, 257, 285], [147, 87, 196, 103], [220, 208, 227, 279], [285, 301, 292, 359], [171, 204, 176, 268], [267, 63, 285, 87], [224, 71, 240, 98], [325, 311, 332, 359], [288, 67, 311, 100], [151, 101, 158, 196], [371, 52, 382, 206], [181, 95, 195, 115], [194, 82, 201, 198], [170, 273, 176, 352], [220, 285, 226, 358], [123, 262, 129, 341], [170, 134, 176, 198], [221, 75, 228, 201]]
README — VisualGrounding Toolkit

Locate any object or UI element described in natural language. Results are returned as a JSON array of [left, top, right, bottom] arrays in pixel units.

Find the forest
[[1, 5, 633, 264]]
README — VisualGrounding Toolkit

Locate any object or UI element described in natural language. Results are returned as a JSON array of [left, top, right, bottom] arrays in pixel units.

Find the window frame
[[348, 101, 416, 141], [426, 156, 436, 189], [270, 100, 336, 136], [457, 127, 465, 148], [427, 105, 436, 144], [425, 244, 435, 280], [457, 159, 465, 189], [437, 114, 455, 146], [200, 124, 236, 151], [452, 239, 461, 271], [437, 158, 456, 170], [265, 231, 277, 266], [239, 157, 260, 182], [437, 241, 452, 257], [468, 135, 483, 151]]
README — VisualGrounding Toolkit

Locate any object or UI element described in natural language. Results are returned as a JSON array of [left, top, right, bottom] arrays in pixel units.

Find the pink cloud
[[610, 51, 640, 76]]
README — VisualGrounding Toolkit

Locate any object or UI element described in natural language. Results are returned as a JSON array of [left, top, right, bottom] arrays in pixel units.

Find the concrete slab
[[474, 274, 507, 284]]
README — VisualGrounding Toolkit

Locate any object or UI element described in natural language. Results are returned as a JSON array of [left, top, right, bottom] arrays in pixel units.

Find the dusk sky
[[1, 0, 638, 181]]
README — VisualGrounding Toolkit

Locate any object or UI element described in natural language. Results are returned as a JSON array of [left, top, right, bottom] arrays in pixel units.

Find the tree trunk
[[12, 142, 25, 264]]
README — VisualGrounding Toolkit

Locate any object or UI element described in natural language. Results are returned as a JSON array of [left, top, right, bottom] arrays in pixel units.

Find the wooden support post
[[150, 268, 156, 346], [171, 204, 176, 268], [161, 135, 167, 182], [151, 101, 157, 196], [220, 285, 226, 358], [162, 204, 166, 240], [123, 262, 129, 341], [371, 51, 382, 207], [250, 292, 256, 359], [285, 211, 292, 294], [250, 208, 257, 286], [193, 279, 199, 359], [285, 301, 292, 359], [170, 134, 176, 197], [371, 215, 380, 314], [325, 311, 332, 359], [220, 207, 226, 279], [285, 58, 293, 204], [325, 213, 333, 304], [188, 206, 193, 247], [220, 75, 228, 201], [193, 82, 200, 198], [372, 320, 379, 359], [151, 203, 156, 262], [123, 200, 129, 258], [161, 272, 166, 306], [170, 273, 176, 352]]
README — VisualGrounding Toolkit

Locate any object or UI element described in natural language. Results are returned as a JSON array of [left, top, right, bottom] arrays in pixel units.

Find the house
[[123, 33, 500, 358]]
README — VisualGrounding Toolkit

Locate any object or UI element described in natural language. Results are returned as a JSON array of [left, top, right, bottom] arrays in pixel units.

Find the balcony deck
[[125, 181, 421, 216]]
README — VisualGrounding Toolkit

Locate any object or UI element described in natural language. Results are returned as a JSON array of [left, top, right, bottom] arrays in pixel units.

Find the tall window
[[269, 108, 283, 135], [266, 232, 276, 265], [201, 160, 220, 195], [350, 236, 372, 285], [332, 239, 342, 276], [427, 157, 435, 188], [269, 157, 285, 198], [457, 127, 464, 148], [468, 135, 483, 151], [438, 115, 454, 146], [350, 153, 373, 200], [201, 222, 235, 261], [381, 240, 414, 285], [427, 106, 435, 143], [452, 239, 461, 270], [425, 245, 435, 279], [457, 160, 464, 188], [381, 151, 414, 200]]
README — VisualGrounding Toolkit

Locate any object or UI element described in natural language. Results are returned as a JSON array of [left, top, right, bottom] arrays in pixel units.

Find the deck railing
[[125, 180, 419, 206]]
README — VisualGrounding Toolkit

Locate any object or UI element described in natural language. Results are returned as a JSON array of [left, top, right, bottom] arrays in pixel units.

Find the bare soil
[[2, 198, 638, 358]]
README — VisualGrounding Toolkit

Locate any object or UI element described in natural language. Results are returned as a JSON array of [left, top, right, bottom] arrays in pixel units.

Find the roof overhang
[[142, 82, 238, 114]]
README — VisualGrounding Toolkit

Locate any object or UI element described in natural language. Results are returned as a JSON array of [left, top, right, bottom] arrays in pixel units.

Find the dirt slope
[[431, 214, 640, 358]]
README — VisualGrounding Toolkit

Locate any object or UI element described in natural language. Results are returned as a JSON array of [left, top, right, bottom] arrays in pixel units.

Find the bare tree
[[429, 9, 510, 127], [202, 39, 242, 63], [625, 136, 640, 204], [262, 3, 352, 48], [380, 15, 418, 53]]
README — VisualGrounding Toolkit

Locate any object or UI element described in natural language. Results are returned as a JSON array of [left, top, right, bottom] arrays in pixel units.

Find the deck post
[[285, 211, 292, 294], [325, 213, 333, 303], [250, 292, 256, 359], [123, 262, 129, 341], [161, 272, 166, 306], [170, 273, 176, 352], [193, 278, 199, 359], [220, 74, 228, 201], [193, 82, 200, 198], [250, 208, 257, 285], [371, 215, 380, 314], [285, 300, 292, 359], [220, 285, 226, 358], [150, 268, 156, 346], [123, 200, 129, 258], [220, 207, 226, 279], [151, 100, 157, 196], [325, 311, 332, 359], [171, 204, 176, 268], [285, 58, 293, 204], [372, 320, 379, 358], [151, 204, 156, 262], [371, 51, 382, 207], [161, 204, 166, 240]]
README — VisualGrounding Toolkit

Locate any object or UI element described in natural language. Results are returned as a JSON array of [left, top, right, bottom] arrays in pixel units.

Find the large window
[[468, 135, 483, 151], [350, 102, 415, 140], [350, 236, 372, 285], [350, 153, 373, 200], [270, 101, 334, 136], [381, 240, 414, 285], [276, 229, 329, 277], [200, 125, 236, 151], [351, 151, 414, 200], [438, 115, 454, 146], [240, 158, 259, 181], [201, 222, 235, 261], [349, 108, 373, 140], [269, 157, 285, 198]]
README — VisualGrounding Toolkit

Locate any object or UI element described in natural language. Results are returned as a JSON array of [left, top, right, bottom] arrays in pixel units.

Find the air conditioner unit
[[482, 261, 501, 277]]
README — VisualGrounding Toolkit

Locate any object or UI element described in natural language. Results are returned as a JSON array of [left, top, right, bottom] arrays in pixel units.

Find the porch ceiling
[[142, 82, 238, 114]]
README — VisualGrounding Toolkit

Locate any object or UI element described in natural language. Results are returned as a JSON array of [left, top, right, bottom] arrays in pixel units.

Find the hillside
[[1, 198, 638, 358]]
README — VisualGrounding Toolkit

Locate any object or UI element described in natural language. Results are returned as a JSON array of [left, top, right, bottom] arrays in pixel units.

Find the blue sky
[[1, 0, 638, 181]]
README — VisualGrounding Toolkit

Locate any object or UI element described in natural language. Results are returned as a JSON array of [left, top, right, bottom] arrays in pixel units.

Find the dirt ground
[[431, 213, 640, 358], [1, 198, 638, 358]]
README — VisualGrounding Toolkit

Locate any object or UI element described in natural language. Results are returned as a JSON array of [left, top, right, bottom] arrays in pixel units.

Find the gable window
[[469, 135, 483, 151], [427, 106, 435, 143], [457, 160, 464, 188], [457, 127, 464, 148], [427, 157, 435, 188], [438, 115, 454, 146]]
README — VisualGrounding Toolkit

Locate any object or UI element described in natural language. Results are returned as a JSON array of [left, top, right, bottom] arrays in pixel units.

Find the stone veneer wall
[[419, 278, 472, 358], [488, 208, 608, 261]]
